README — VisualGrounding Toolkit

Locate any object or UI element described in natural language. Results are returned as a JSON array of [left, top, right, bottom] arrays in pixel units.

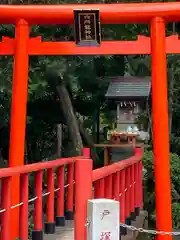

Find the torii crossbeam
[[1, 3, 178, 240]]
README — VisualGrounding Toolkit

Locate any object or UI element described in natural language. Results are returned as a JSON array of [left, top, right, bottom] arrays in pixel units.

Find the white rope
[[0, 181, 75, 213]]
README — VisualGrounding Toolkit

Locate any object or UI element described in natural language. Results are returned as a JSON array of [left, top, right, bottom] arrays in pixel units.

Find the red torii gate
[[1, 3, 179, 240]]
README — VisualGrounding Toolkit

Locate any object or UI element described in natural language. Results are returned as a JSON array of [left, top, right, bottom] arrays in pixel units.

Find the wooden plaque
[[74, 9, 101, 46]]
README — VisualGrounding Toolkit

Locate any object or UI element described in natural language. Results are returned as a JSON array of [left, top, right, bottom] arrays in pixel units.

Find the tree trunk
[[56, 84, 83, 155], [168, 111, 172, 135], [57, 124, 62, 157], [78, 119, 94, 147], [168, 65, 175, 136], [96, 107, 100, 144]]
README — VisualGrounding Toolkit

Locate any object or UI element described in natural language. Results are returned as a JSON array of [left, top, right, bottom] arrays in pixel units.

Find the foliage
[[172, 203, 180, 229], [0, 24, 130, 160], [0, 0, 180, 232], [143, 150, 180, 228]]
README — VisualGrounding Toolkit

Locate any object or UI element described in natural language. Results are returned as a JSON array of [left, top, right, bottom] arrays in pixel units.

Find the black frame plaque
[[74, 9, 101, 46]]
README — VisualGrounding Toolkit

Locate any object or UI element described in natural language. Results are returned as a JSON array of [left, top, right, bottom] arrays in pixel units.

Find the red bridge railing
[[0, 147, 143, 240], [75, 147, 143, 239], [0, 156, 77, 240]]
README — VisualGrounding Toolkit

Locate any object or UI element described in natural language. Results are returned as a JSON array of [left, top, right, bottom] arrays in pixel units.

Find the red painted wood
[[125, 167, 131, 219], [94, 179, 105, 199], [112, 172, 120, 201], [93, 149, 143, 182], [74, 158, 92, 240], [0, 3, 180, 24], [34, 171, 43, 231], [20, 174, 29, 239], [120, 170, 125, 223], [2, 35, 180, 56], [56, 166, 64, 217], [134, 163, 139, 208], [0, 157, 76, 179], [105, 175, 113, 199], [82, 148, 90, 158], [9, 20, 29, 239], [46, 168, 55, 223], [130, 165, 135, 213], [66, 163, 74, 213], [1, 177, 11, 240], [151, 18, 172, 239]]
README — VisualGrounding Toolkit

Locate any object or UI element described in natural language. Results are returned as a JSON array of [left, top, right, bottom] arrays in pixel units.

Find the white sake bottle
[[127, 126, 132, 133]]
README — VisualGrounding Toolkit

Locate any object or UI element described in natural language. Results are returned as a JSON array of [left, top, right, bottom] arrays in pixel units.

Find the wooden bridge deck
[[44, 221, 74, 240], [42, 149, 147, 240], [43, 211, 148, 240]]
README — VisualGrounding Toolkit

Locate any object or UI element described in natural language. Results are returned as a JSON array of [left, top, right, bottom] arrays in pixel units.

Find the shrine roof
[[105, 76, 151, 98]]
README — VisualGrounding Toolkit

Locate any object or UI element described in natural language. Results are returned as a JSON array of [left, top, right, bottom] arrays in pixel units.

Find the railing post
[[32, 171, 43, 240], [105, 175, 112, 199], [94, 179, 105, 198], [125, 167, 131, 225], [74, 158, 93, 240], [130, 165, 136, 220], [56, 166, 65, 226], [45, 168, 55, 234], [82, 147, 90, 158], [112, 172, 120, 202], [120, 169, 126, 235], [66, 163, 74, 220], [139, 161, 143, 209], [20, 174, 29, 240], [1, 177, 12, 240], [134, 162, 140, 216], [104, 147, 109, 166]]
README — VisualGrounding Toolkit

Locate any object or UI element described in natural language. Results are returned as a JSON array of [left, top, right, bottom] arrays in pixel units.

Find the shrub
[[143, 150, 180, 228]]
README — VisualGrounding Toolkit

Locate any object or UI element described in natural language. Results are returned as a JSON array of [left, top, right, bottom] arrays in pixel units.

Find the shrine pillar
[[9, 19, 29, 239], [151, 17, 172, 240]]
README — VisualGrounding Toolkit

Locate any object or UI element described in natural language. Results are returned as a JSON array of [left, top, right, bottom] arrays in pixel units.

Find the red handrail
[[0, 156, 83, 240], [0, 148, 143, 240], [92, 148, 142, 181], [75, 147, 143, 240], [0, 156, 83, 178]]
